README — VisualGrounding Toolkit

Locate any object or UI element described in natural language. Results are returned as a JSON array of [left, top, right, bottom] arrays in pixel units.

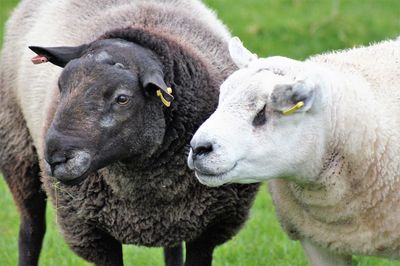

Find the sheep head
[[187, 37, 330, 187], [30, 39, 172, 184]]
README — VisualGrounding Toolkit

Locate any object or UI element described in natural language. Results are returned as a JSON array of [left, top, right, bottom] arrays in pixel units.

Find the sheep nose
[[192, 142, 214, 158], [46, 151, 68, 169], [45, 137, 70, 176], [44, 126, 92, 184], [45, 128, 67, 165]]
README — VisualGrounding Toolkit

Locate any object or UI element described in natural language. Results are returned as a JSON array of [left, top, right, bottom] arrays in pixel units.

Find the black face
[[39, 39, 169, 184]]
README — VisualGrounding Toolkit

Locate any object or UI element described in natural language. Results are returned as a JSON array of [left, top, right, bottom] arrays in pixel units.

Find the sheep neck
[[269, 41, 400, 256]]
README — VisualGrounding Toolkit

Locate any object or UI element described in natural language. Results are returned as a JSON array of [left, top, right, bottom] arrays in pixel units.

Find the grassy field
[[1, 0, 399, 265]]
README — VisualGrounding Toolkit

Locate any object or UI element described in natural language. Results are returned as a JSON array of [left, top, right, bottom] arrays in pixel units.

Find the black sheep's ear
[[141, 70, 174, 107], [29, 44, 89, 68]]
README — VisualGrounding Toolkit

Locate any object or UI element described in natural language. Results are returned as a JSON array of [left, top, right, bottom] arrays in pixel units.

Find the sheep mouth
[[45, 150, 92, 185], [48, 163, 91, 185], [194, 162, 238, 187], [58, 169, 91, 185]]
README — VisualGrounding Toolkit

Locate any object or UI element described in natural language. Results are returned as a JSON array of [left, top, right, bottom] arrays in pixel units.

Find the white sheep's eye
[[253, 105, 267, 127], [116, 94, 130, 105]]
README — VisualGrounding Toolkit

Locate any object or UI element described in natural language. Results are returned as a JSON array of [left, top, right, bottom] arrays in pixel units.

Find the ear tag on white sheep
[[156, 87, 174, 107], [282, 101, 304, 116]]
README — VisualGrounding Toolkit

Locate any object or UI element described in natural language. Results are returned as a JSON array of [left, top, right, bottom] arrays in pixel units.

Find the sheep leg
[[89, 235, 123, 266], [18, 187, 46, 266], [184, 239, 215, 266], [301, 239, 352, 266], [163, 244, 183, 266], [2, 159, 46, 266], [0, 90, 47, 266], [184, 204, 254, 266]]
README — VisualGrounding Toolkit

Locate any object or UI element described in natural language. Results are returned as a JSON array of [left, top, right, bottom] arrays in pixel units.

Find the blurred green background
[[0, 0, 399, 265]]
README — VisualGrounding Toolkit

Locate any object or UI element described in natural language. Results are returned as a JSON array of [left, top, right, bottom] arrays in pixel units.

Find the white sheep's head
[[187, 37, 330, 187]]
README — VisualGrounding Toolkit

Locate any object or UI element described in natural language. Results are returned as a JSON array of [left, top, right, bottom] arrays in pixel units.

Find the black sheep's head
[[30, 39, 173, 185]]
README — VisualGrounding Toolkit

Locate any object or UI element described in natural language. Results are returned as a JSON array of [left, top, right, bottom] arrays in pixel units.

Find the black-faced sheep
[[188, 37, 400, 265], [0, 2, 259, 265]]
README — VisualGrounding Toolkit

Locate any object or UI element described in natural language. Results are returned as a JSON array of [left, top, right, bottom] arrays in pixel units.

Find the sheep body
[[270, 38, 400, 258], [0, 1, 259, 265]]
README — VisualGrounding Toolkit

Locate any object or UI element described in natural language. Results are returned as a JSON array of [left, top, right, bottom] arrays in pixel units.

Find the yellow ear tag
[[156, 87, 173, 107], [282, 101, 304, 116]]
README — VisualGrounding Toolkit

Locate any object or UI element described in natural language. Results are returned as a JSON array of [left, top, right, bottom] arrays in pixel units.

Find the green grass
[[1, 0, 400, 265]]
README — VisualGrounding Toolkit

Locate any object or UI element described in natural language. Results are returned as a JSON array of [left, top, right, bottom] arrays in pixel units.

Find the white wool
[[190, 37, 400, 259]]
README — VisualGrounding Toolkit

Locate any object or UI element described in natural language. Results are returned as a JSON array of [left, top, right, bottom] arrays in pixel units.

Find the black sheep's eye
[[116, 94, 130, 105], [252, 105, 267, 127]]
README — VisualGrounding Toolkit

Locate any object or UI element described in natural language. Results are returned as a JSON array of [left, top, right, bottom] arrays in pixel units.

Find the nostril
[[47, 152, 68, 167], [193, 143, 213, 157]]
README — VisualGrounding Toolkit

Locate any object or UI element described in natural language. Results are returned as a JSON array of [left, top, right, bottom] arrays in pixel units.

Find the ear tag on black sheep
[[282, 101, 304, 116], [156, 87, 174, 107], [31, 55, 49, 64]]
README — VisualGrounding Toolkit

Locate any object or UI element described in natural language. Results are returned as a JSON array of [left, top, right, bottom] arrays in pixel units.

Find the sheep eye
[[116, 94, 129, 105], [253, 105, 267, 127]]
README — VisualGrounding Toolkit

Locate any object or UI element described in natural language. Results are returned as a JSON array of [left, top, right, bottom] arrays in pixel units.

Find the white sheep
[[188, 36, 400, 265]]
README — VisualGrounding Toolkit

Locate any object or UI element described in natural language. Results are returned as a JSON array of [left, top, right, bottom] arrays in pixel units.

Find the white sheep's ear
[[228, 37, 257, 69], [271, 78, 316, 115]]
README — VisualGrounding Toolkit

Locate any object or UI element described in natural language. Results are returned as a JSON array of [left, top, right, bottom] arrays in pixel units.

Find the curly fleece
[[0, 0, 259, 264]]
